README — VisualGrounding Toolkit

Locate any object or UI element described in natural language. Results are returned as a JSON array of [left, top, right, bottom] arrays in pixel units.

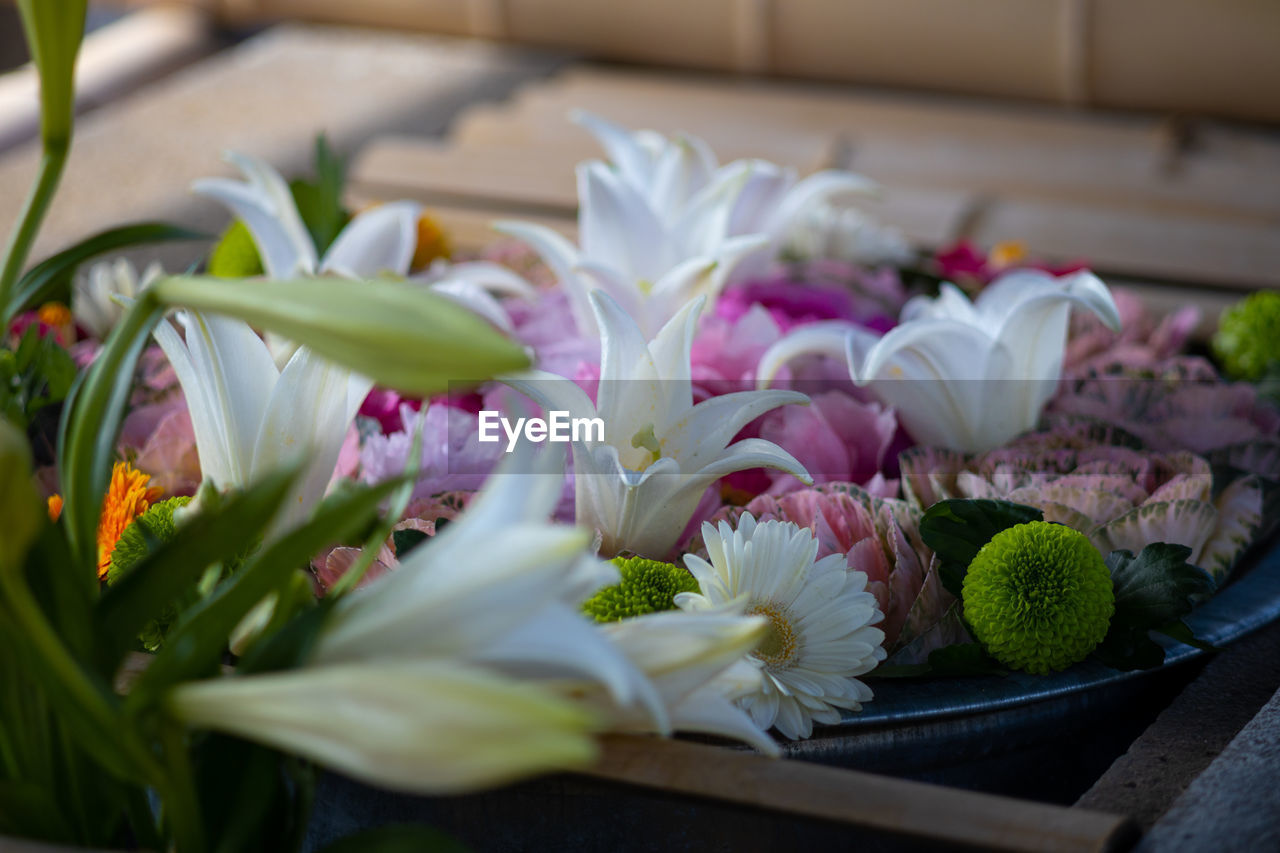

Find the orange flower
[[96, 462, 164, 578], [37, 302, 72, 328], [51, 462, 161, 580]]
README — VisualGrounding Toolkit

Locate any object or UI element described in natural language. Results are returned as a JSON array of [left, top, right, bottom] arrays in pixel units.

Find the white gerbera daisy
[[675, 513, 886, 740]]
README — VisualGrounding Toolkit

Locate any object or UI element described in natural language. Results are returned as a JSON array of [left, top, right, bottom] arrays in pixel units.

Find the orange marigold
[[47, 494, 63, 521], [96, 462, 163, 579]]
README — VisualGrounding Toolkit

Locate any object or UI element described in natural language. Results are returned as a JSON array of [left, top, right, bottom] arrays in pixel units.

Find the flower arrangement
[[1, 3, 1277, 850]]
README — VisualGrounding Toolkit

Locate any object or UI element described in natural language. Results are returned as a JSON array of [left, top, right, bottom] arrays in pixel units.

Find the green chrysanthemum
[[963, 521, 1114, 675], [107, 496, 192, 583], [1212, 291, 1280, 381], [208, 219, 264, 278], [581, 557, 698, 623]]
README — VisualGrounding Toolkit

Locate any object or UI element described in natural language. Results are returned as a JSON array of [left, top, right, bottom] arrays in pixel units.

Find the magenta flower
[[359, 403, 503, 500]]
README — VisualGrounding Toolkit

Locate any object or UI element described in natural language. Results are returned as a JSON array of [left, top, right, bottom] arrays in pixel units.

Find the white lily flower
[[597, 609, 780, 756], [504, 291, 811, 558], [569, 111, 878, 283], [313, 445, 668, 727], [152, 310, 370, 532], [195, 151, 421, 365], [72, 258, 163, 339], [786, 202, 915, 268], [168, 659, 601, 794], [497, 164, 765, 339], [758, 270, 1123, 453]]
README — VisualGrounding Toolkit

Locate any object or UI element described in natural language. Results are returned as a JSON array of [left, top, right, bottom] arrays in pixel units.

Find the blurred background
[[1, 0, 1277, 328]]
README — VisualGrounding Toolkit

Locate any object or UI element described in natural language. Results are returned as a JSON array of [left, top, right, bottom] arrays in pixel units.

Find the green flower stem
[[0, 145, 68, 314]]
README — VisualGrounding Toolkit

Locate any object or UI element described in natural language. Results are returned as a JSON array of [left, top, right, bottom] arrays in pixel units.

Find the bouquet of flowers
[[2, 3, 1276, 850]]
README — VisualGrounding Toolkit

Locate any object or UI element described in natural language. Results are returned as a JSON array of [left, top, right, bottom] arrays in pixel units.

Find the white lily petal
[[320, 201, 421, 279], [193, 151, 317, 278], [756, 321, 858, 388], [168, 661, 598, 795]]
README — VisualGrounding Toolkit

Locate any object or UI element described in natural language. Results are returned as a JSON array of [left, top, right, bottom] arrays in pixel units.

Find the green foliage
[[582, 557, 698, 622], [963, 522, 1114, 675], [1212, 291, 1280, 381], [919, 498, 1044, 597], [3, 221, 205, 325], [0, 324, 75, 432], [290, 134, 350, 256], [208, 219, 265, 278], [1094, 543, 1217, 671]]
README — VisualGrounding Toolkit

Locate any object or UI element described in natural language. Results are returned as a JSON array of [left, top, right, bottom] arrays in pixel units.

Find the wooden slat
[[587, 735, 1138, 853]]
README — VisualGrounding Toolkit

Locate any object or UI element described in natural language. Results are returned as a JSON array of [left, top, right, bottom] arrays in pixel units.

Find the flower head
[[963, 521, 1114, 674], [73, 258, 162, 339], [96, 461, 164, 579], [759, 269, 1122, 452], [1212, 291, 1280, 381], [677, 513, 886, 740], [504, 291, 810, 557], [582, 557, 699, 622], [106, 495, 192, 581]]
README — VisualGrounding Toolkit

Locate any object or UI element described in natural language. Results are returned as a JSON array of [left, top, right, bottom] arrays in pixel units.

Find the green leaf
[[318, 825, 471, 853], [392, 528, 429, 559], [1157, 619, 1219, 653], [150, 275, 530, 395], [290, 134, 349, 256], [1093, 544, 1217, 671], [1092, 626, 1167, 671], [919, 499, 1044, 597], [3, 222, 206, 325], [57, 294, 163, 577], [129, 477, 404, 705], [1106, 543, 1216, 632], [93, 468, 297, 677]]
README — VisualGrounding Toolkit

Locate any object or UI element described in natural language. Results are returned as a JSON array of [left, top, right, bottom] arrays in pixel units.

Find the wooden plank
[[347, 137, 975, 249], [587, 735, 1138, 853], [515, 68, 1280, 219]]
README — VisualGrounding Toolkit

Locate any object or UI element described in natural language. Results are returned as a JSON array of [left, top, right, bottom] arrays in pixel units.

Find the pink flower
[[1064, 288, 1200, 378], [506, 288, 600, 382], [359, 403, 503, 500], [120, 396, 201, 497], [756, 390, 899, 497], [934, 240, 1087, 287]]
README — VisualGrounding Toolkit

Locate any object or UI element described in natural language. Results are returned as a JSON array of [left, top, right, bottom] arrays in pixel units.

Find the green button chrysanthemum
[[963, 521, 1114, 675], [1212, 291, 1280, 381], [582, 556, 698, 623], [107, 496, 192, 583]]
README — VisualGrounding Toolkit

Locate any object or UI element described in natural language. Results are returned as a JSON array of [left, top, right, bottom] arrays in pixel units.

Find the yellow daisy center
[[747, 601, 802, 669]]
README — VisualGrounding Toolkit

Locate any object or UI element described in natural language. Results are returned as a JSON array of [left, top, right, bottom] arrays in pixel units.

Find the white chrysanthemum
[[676, 513, 886, 740], [73, 258, 163, 339]]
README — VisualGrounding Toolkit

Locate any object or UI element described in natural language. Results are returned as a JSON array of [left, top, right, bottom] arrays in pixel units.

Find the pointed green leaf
[[129, 477, 404, 705], [919, 499, 1043, 597], [4, 222, 206, 324]]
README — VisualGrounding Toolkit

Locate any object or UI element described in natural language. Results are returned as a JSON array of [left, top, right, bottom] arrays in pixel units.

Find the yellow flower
[[412, 212, 452, 270], [988, 240, 1028, 269]]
